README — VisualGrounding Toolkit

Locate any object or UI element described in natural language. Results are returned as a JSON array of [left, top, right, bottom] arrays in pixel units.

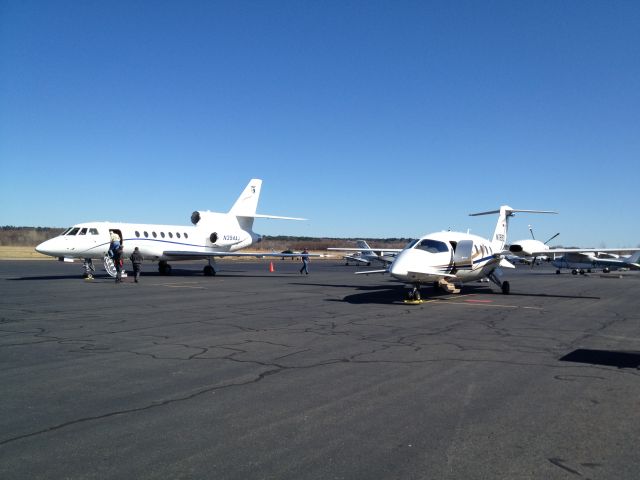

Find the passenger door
[[453, 240, 474, 269]]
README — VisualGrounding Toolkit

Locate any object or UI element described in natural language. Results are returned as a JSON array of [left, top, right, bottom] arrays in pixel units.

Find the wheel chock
[[403, 299, 424, 305]]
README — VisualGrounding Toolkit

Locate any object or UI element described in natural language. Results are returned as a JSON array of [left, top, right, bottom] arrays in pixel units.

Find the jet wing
[[530, 248, 639, 256], [354, 269, 389, 275], [344, 254, 373, 265], [163, 250, 319, 259], [328, 247, 403, 253]]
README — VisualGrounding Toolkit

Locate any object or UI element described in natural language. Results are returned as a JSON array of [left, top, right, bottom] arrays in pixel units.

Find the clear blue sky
[[1, 0, 639, 247]]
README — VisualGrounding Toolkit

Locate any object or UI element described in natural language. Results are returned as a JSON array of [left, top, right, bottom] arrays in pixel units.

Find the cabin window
[[135, 231, 140, 237], [68, 228, 80, 235], [416, 239, 449, 254], [79, 228, 88, 235], [152, 232, 157, 238], [144, 231, 149, 238], [160, 232, 165, 238], [184, 232, 188, 239], [89, 228, 99, 235], [168, 232, 173, 238], [176, 232, 181, 238]]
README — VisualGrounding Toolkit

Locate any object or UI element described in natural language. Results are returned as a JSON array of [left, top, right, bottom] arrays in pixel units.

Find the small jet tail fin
[[470, 206, 557, 252], [229, 179, 263, 216], [356, 240, 371, 251], [625, 250, 640, 265]]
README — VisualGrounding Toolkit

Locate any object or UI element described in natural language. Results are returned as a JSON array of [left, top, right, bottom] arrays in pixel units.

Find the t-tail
[[470, 205, 557, 252], [229, 178, 306, 231]]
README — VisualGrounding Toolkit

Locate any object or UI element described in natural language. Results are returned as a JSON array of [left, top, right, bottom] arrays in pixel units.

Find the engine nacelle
[[508, 239, 546, 257]]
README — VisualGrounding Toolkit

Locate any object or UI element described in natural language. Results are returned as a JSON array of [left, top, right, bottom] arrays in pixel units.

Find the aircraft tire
[[556, 269, 561, 274], [203, 265, 216, 276], [501, 281, 510, 295]]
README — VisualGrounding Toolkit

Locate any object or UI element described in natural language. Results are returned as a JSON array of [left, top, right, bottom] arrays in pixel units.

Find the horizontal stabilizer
[[245, 214, 307, 221], [470, 207, 557, 216]]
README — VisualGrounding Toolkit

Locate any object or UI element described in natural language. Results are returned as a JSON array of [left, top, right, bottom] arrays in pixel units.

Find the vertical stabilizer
[[356, 240, 372, 251], [229, 179, 263, 216], [470, 206, 557, 252]]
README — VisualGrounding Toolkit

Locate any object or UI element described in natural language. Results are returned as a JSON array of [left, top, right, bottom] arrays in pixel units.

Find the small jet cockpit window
[[78, 228, 88, 235], [68, 227, 81, 236], [405, 239, 419, 249], [89, 228, 99, 235], [62, 227, 73, 235], [144, 231, 149, 238], [416, 239, 449, 254]]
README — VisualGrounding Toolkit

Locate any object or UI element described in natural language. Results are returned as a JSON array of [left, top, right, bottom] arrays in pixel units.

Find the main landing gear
[[488, 271, 510, 295], [158, 260, 172, 275], [203, 258, 216, 276]]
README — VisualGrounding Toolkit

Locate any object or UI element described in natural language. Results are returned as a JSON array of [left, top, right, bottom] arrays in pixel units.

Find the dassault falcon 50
[[36, 179, 307, 278]]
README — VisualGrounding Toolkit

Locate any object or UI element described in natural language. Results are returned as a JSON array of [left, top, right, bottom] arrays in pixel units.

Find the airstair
[[103, 255, 127, 278]]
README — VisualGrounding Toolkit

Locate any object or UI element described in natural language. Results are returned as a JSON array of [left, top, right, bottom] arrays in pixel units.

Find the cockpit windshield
[[61, 227, 73, 235], [67, 227, 81, 236], [415, 239, 449, 254], [405, 239, 419, 249]]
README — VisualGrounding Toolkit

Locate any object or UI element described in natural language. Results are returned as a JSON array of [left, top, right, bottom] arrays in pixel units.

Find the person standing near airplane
[[113, 244, 124, 283], [299, 248, 310, 275], [130, 247, 144, 283]]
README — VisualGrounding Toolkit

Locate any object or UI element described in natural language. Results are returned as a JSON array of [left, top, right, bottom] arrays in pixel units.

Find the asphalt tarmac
[[1, 259, 640, 479]]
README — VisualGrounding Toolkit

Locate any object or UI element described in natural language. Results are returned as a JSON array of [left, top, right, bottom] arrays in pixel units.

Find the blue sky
[[1, 0, 639, 247]]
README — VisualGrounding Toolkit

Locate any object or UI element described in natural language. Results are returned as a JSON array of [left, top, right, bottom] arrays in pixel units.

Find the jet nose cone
[[35, 238, 57, 256], [389, 250, 412, 279]]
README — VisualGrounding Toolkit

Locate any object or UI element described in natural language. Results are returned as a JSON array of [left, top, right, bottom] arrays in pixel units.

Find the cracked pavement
[[1, 260, 640, 479]]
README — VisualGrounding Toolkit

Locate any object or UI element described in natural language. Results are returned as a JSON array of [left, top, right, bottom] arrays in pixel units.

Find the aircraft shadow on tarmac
[[560, 349, 640, 369], [297, 282, 598, 304]]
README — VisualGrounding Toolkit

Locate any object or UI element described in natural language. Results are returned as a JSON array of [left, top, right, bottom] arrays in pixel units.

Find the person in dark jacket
[[113, 244, 124, 283], [299, 248, 310, 275], [130, 247, 144, 283]]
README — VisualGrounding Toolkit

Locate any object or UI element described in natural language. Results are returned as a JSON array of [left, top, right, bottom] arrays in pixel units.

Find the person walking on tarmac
[[113, 244, 124, 283], [299, 248, 310, 275], [130, 247, 144, 283]]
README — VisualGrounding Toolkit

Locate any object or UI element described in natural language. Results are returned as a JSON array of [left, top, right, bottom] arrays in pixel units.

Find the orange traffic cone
[[269, 261, 275, 272]]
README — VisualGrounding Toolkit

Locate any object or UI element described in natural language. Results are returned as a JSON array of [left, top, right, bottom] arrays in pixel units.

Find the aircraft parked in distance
[[328, 240, 397, 266], [506, 226, 639, 274], [36, 179, 308, 277], [550, 250, 640, 274], [355, 206, 556, 301]]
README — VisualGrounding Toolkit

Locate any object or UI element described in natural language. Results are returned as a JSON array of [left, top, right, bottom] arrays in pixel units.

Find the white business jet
[[328, 240, 398, 266], [35, 179, 307, 278], [357, 206, 556, 301]]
